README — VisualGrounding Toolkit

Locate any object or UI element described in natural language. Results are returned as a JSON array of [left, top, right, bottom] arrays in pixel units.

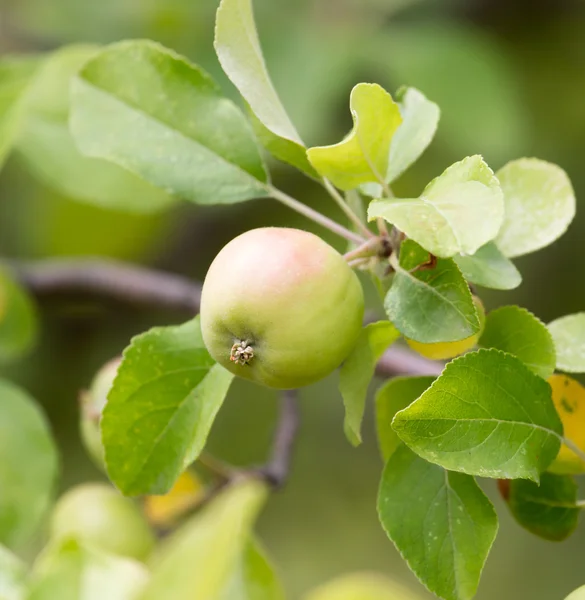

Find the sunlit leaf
[[0, 544, 27, 600], [496, 158, 576, 258], [369, 155, 504, 258], [378, 445, 497, 600], [453, 242, 521, 290], [307, 83, 401, 190], [566, 585, 585, 600], [339, 321, 400, 446], [0, 379, 58, 548], [393, 349, 563, 481], [71, 40, 269, 206], [139, 479, 267, 600], [479, 306, 555, 379], [385, 239, 479, 343], [548, 313, 585, 373], [102, 317, 234, 496], [505, 473, 580, 542]]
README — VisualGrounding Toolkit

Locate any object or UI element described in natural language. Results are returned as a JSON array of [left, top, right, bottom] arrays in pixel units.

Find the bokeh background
[[1, 0, 585, 598]]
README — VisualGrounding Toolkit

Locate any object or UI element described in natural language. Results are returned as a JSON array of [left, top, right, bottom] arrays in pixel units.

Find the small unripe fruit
[[79, 357, 121, 471], [200, 227, 364, 389], [406, 296, 486, 360], [50, 483, 155, 561]]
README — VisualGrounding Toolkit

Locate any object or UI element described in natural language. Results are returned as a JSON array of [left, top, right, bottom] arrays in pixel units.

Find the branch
[[5, 257, 441, 379]]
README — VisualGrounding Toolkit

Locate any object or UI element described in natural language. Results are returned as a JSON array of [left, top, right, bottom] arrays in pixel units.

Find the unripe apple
[[200, 227, 365, 389], [79, 357, 121, 471], [406, 296, 486, 360], [50, 483, 155, 561]]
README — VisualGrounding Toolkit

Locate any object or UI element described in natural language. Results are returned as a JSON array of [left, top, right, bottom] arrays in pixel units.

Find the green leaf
[[28, 539, 149, 600], [479, 306, 556, 379], [16, 45, 174, 214], [220, 538, 285, 600], [0, 269, 38, 363], [505, 472, 580, 542], [0, 545, 27, 600], [139, 479, 267, 600], [215, 0, 303, 146], [495, 158, 576, 258], [304, 572, 424, 600], [566, 586, 585, 600], [388, 86, 440, 183], [548, 313, 585, 373], [0, 56, 40, 170], [0, 379, 58, 548], [307, 83, 402, 191], [70, 40, 269, 206], [453, 242, 521, 291], [368, 155, 504, 258], [102, 317, 234, 496], [378, 445, 498, 600], [339, 321, 400, 446], [385, 239, 479, 343], [393, 349, 563, 481], [375, 376, 435, 462]]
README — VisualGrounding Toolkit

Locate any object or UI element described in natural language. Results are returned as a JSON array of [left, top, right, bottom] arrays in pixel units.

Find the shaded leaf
[[71, 40, 268, 206], [496, 158, 575, 258], [453, 242, 521, 290], [102, 317, 234, 496], [393, 349, 562, 481], [378, 445, 497, 600], [548, 313, 585, 373], [479, 306, 555, 379], [505, 473, 580, 541], [339, 321, 400, 446], [369, 156, 504, 258], [385, 239, 479, 343], [308, 83, 401, 190]]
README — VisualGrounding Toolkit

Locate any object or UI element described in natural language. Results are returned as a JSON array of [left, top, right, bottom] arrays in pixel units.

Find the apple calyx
[[230, 339, 255, 365]]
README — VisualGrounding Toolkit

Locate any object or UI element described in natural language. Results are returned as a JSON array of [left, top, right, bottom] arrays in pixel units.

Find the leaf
[[547, 375, 585, 475], [453, 242, 521, 291], [102, 317, 234, 496], [139, 479, 267, 600], [495, 158, 576, 258], [566, 586, 585, 600], [0, 545, 27, 600], [479, 306, 556, 379], [392, 349, 563, 481], [0, 269, 38, 363], [378, 445, 498, 600], [339, 321, 400, 446], [220, 538, 285, 600], [505, 472, 580, 542], [368, 155, 504, 258], [385, 239, 480, 343], [214, 0, 303, 147], [0, 379, 58, 548], [387, 86, 440, 183], [375, 376, 436, 462], [0, 56, 40, 169], [304, 571, 423, 600], [28, 539, 149, 600], [307, 83, 402, 191], [16, 45, 174, 214], [70, 40, 269, 206], [548, 313, 585, 373]]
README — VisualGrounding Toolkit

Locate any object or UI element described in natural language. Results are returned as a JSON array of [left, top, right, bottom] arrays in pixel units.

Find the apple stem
[[267, 185, 366, 245], [343, 236, 384, 262]]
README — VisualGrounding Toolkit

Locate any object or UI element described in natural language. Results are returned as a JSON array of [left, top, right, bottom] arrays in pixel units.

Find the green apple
[[200, 227, 364, 389], [80, 357, 121, 471], [50, 483, 155, 561]]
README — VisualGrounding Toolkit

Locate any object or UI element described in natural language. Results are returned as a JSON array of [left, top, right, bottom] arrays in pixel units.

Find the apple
[[200, 228, 364, 389]]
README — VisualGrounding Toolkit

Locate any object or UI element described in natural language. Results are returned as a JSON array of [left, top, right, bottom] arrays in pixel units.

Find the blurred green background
[[1, 0, 585, 598]]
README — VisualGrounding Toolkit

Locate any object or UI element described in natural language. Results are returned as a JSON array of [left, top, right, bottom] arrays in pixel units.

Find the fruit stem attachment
[[343, 236, 385, 262], [267, 185, 366, 245], [322, 179, 374, 239]]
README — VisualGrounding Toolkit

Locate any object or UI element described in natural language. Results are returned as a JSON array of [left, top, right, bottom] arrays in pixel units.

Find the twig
[[322, 179, 374, 239], [343, 237, 383, 262]]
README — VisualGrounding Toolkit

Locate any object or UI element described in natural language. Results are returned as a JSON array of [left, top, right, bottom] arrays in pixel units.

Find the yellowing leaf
[[307, 83, 402, 191], [304, 572, 422, 600], [548, 374, 585, 475], [144, 471, 206, 528]]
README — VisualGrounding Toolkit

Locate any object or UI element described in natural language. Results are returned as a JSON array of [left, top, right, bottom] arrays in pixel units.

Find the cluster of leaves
[[1, 0, 585, 598]]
